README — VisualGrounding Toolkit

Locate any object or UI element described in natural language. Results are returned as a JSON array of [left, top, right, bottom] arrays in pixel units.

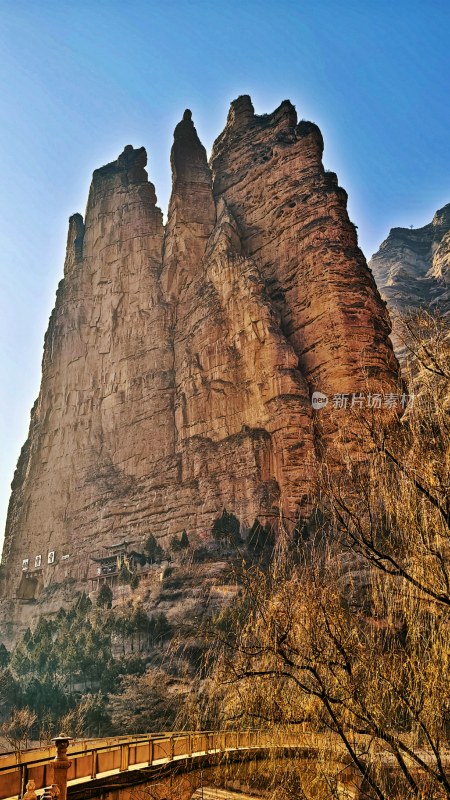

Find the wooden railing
[[0, 729, 305, 800]]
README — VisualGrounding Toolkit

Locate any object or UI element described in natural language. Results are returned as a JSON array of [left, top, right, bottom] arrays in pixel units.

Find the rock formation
[[369, 203, 450, 318], [0, 97, 399, 628]]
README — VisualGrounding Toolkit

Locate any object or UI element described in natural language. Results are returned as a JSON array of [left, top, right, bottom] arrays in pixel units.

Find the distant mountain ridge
[[369, 203, 450, 317]]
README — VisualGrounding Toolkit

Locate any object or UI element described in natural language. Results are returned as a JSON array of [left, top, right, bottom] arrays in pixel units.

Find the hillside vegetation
[[203, 312, 450, 799]]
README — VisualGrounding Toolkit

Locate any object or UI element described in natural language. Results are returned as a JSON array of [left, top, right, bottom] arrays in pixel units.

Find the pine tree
[[144, 534, 164, 563], [130, 573, 140, 590], [169, 535, 182, 553], [180, 530, 190, 548], [211, 509, 242, 549], [96, 583, 113, 609], [0, 643, 9, 669]]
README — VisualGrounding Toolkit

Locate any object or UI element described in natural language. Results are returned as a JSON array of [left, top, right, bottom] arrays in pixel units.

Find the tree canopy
[[211, 509, 242, 548]]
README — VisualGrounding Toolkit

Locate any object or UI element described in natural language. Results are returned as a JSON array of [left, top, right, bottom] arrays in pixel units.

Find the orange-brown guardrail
[[0, 729, 303, 800]]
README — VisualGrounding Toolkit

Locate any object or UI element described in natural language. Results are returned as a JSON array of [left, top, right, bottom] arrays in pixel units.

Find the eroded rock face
[[369, 203, 450, 318], [0, 98, 399, 627]]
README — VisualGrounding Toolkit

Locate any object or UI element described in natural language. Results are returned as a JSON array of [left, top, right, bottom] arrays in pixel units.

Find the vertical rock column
[[162, 109, 217, 299], [2, 146, 175, 603], [163, 111, 315, 526], [211, 96, 400, 411]]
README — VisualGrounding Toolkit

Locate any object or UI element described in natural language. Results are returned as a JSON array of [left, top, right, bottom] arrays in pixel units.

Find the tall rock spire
[[162, 109, 216, 298], [211, 97, 398, 399], [163, 109, 314, 526], [64, 213, 84, 276], [1, 146, 176, 616], [1, 101, 400, 637]]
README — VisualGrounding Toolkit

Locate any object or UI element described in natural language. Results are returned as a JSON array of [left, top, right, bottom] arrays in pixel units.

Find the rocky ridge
[[0, 97, 399, 634], [369, 203, 450, 318]]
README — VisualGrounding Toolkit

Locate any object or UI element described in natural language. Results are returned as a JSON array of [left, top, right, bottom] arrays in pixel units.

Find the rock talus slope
[[0, 97, 399, 625]]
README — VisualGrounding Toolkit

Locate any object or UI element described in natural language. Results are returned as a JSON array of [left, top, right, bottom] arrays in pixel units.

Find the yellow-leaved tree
[[204, 312, 450, 799]]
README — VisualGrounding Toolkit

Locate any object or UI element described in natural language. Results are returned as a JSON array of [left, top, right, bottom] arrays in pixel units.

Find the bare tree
[[0, 708, 37, 754], [205, 312, 450, 799]]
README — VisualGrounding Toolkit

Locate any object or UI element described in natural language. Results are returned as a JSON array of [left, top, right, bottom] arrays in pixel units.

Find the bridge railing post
[[147, 738, 153, 766], [90, 751, 98, 779], [120, 743, 129, 772], [170, 737, 174, 761], [52, 735, 72, 800], [19, 763, 28, 798]]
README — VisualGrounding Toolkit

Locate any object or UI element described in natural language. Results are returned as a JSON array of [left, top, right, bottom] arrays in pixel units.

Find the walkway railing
[[0, 729, 305, 800]]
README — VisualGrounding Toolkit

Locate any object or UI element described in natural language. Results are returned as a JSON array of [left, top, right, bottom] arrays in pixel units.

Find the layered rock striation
[[369, 203, 450, 317], [1, 97, 399, 622]]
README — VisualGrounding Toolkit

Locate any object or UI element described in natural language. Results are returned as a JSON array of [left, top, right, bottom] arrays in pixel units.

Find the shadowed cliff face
[[1, 97, 400, 623], [211, 97, 399, 390], [369, 203, 450, 319]]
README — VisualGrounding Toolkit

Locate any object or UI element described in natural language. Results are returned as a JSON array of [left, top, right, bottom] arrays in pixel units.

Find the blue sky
[[0, 0, 449, 550]]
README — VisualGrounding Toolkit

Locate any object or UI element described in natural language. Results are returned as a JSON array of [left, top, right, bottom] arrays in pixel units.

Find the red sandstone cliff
[[0, 97, 399, 623]]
